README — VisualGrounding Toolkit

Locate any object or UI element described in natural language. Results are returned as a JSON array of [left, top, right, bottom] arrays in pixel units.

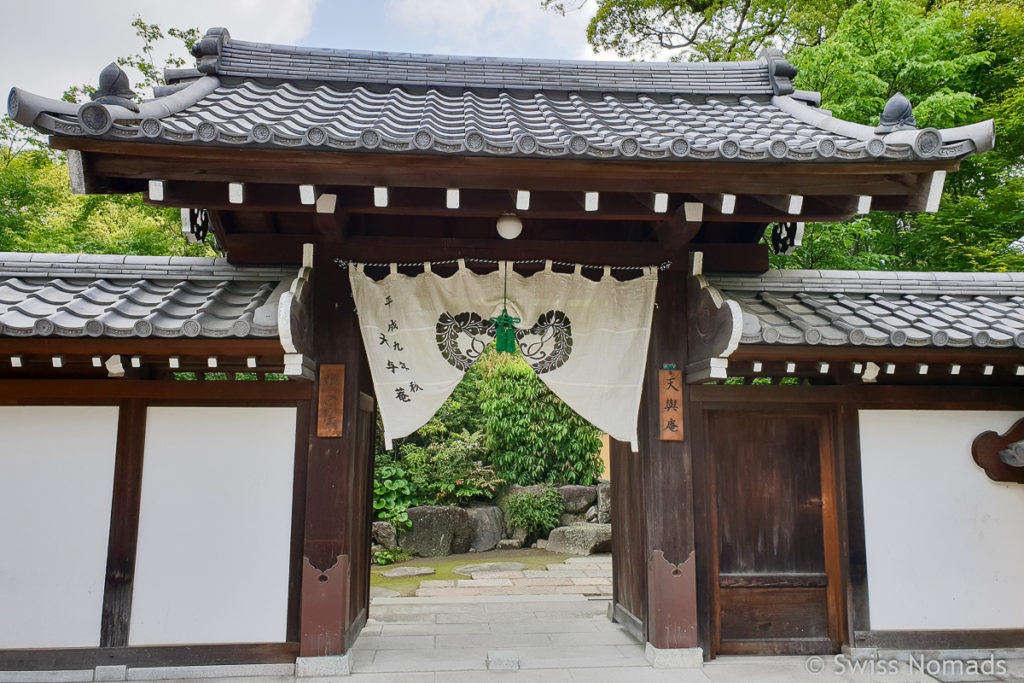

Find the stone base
[[842, 646, 879, 661], [486, 650, 520, 670], [94, 665, 127, 681], [296, 655, 351, 678], [644, 644, 704, 669]]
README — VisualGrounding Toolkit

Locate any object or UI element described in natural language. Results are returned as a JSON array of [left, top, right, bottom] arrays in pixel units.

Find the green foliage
[[544, 0, 854, 62], [3, 18, 214, 258], [372, 461, 416, 528], [63, 17, 201, 103], [792, 0, 989, 128], [767, 0, 1024, 273], [372, 547, 412, 566], [505, 486, 566, 535], [479, 350, 603, 486], [401, 431, 503, 505]]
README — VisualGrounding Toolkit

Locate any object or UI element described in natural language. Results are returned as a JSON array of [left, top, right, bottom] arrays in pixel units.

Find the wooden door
[[708, 410, 841, 655]]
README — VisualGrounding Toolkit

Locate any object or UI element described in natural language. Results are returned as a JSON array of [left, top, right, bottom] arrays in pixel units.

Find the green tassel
[[491, 308, 521, 354]]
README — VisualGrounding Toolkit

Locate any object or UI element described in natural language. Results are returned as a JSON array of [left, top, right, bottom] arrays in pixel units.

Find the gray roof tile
[[0, 252, 297, 339], [708, 269, 1024, 349]]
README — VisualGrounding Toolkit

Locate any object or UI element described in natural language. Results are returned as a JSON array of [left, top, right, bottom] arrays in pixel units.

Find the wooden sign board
[[317, 364, 345, 438], [659, 369, 683, 441]]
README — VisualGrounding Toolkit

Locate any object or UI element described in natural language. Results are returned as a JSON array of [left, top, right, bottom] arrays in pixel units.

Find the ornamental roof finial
[[90, 63, 138, 112], [876, 92, 917, 134]]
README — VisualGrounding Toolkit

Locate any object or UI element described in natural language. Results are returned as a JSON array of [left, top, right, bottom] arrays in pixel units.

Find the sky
[[1, 0, 618, 101]]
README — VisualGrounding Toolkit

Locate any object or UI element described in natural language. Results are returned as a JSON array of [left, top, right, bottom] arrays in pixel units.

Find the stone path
[[414, 554, 612, 598]]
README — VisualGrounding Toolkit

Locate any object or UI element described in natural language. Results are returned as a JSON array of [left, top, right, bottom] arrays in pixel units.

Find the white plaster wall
[[859, 410, 1024, 630], [129, 407, 296, 645], [0, 406, 119, 648]]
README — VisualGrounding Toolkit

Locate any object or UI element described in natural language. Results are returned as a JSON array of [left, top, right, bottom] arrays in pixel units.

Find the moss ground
[[370, 548, 572, 597]]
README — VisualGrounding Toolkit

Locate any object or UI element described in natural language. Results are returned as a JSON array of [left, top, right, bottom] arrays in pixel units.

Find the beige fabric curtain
[[350, 260, 657, 450]]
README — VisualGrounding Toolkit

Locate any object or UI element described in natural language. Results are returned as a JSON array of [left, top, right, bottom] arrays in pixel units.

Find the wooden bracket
[[972, 417, 1024, 484]]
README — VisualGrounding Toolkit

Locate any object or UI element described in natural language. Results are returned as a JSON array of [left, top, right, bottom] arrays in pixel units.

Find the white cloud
[[2, 0, 318, 100], [384, 0, 606, 61]]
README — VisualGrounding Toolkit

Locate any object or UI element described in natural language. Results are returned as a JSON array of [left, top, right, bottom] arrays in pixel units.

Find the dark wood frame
[[699, 404, 847, 656], [689, 383, 1024, 656], [0, 379, 312, 671]]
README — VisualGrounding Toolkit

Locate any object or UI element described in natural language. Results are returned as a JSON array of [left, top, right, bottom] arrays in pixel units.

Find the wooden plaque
[[659, 369, 683, 441], [317, 364, 345, 438]]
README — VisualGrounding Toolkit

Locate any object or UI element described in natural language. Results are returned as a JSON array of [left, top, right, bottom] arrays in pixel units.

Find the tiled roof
[[6, 29, 993, 163], [214, 40, 776, 95], [708, 270, 1024, 349], [0, 253, 297, 338]]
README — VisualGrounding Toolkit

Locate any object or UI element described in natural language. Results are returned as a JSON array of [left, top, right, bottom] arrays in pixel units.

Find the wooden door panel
[[719, 587, 829, 642], [709, 410, 839, 655]]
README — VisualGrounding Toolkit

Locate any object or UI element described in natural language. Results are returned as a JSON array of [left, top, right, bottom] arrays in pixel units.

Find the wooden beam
[[0, 643, 299, 671], [100, 399, 147, 647], [0, 379, 312, 402], [65, 139, 955, 197], [0, 338, 284, 357]]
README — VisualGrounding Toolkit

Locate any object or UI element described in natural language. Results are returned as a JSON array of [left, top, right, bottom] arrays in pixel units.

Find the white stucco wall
[[129, 407, 297, 645], [859, 410, 1024, 630], [0, 406, 120, 648]]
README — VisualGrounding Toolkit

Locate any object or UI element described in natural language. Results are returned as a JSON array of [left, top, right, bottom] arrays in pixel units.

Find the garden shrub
[[505, 485, 565, 535], [372, 461, 416, 528], [479, 351, 603, 486], [402, 430, 503, 505]]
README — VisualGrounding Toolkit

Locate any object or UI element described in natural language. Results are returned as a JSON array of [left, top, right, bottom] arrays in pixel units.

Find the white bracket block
[[92, 356, 103, 368], [228, 182, 245, 204], [857, 195, 873, 214], [683, 202, 704, 222], [584, 191, 599, 211], [446, 188, 460, 209], [515, 190, 530, 211], [950, 363, 961, 376], [10, 355, 23, 368], [51, 355, 64, 368], [818, 362, 830, 374], [925, 171, 947, 213], [653, 192, 669, 213], [315, 193, 337, 214], [207, 356, 218, 369], [148, 179, 165, 202], [298, 184, 318, 205], [373, 186, 389, 207], [168, 356, 180, 369], [130, 355, 142, 369]]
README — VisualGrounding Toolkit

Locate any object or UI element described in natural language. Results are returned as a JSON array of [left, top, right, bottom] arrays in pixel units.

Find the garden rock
[[381, 566, 436, 578], [585, 505, 598, 522], [466, 505, 504, 552], [453, 562, 525, 577], [496, 538, 522, 550], [546, 524, 612, 555], [372, 521, 397, 550], [558, 485, 598, 514], [559, 512, 587, 527], [370, 586, 400, 599], [398, 505, 472, 557], [597, 481, 611, 524]]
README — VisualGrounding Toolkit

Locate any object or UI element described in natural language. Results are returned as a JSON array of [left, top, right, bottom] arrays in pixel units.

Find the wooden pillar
[[299, 251, 375, 657], [100, 399, 147, 647], [639, 267, 700, 651]]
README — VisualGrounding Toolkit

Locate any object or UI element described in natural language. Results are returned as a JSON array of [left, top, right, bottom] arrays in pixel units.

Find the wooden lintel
[[0, 338, 285, 357], [0, 379, 313, 402], [62, 138, 958, 197], [728, 345, 1024, 367]]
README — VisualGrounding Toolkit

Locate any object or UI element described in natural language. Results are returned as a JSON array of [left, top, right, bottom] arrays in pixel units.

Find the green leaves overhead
[[545, 0, 855, 61]]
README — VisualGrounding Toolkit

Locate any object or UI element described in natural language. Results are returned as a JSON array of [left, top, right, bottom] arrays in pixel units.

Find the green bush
[[505, 485, 565, 535], [372, 461, 416, 528], [402, 431, 503, 505], [373, 547, 411, 566], [479, 351, 603, 486]]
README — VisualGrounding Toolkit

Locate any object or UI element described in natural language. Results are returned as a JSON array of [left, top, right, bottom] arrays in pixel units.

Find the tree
[[544, 0, 854, 61], [2, 18, 212, 257], [479, 350, 603, 486], [771, 0, 1024, 272]]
